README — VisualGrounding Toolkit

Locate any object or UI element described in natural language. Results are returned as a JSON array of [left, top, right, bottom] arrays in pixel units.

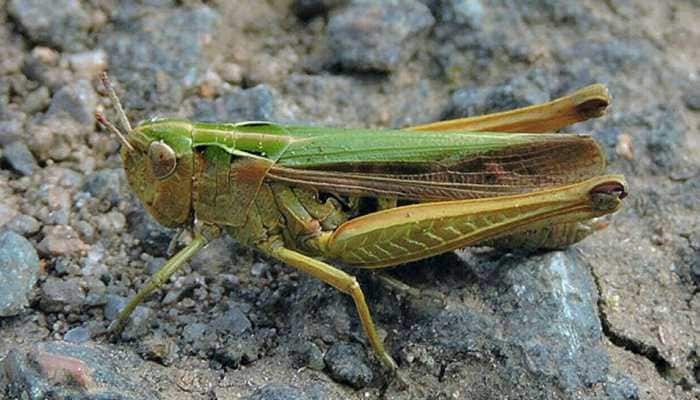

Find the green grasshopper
[[95, 73, 627, 372]]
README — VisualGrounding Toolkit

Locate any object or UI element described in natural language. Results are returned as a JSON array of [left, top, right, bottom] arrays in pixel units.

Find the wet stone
[[39, 277, 86, 313], [1, 341, 158, 400], [323, 342, 373, 389], [8, 0, 92, 52], [326, 0, 434, 72], [47, 79, 98, 125], [2, 140, 37, 176], [37, 225, 88, 256], [0, 230, 40, 316]]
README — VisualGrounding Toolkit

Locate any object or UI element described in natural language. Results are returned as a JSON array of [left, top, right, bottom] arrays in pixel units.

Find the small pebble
[[213, 337, 261, 368], [217, 62, 243, 84], [0, 230, 40, 316], [3, 141, 37, 176], [250, 262, 268, 277], [94, 210, 126, 234], [183, 322, 208, 343], [5, 213, 41, 235], [65, 49, 107, 78], [0, 205, 19, 227], [211, 304, 252, 335], [22, 86, 50, 114], [64, 326, 91, 343], [39, 277, 86, 313], [84, 168, 126, 206], [139, 335, 177, 366], [121, 305, 154, 340], [437, 0, 484, 29], [37, 225, 88, 256], [300, 341, 325, 371], [682, 87, 700, 111], [0, 117, 26, 145], [220, 274, 240, 289], [615, 132, 635, 161], [243, 383, 315, 400], [47, 79, 98, 125], [30, 46, 60, 65], [324, 342, 373, 389], [104, 295, 128, 321]]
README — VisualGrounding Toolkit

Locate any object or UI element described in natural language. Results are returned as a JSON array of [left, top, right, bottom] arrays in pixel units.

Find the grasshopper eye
[[148, 141, 177, 179]]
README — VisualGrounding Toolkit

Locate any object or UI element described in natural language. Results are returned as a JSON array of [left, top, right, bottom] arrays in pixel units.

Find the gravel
[[327, 0, 434, 72]]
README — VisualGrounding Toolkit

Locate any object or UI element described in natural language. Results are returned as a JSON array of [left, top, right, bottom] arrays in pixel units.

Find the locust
[[95, 72, 627, 373]]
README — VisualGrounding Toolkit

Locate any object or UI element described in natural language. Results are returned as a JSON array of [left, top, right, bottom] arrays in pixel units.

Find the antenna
[[95, 111, 134, 151], [96, 72, 135, 152]]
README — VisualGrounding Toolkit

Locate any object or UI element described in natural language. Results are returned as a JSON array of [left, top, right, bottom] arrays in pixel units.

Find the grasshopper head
[[96, 73, 193, 228]]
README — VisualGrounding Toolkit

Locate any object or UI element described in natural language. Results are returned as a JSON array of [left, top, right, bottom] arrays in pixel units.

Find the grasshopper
[[95, 73, 627, 372]]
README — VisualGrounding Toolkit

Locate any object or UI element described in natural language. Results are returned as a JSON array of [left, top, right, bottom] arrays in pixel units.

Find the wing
[[266, 126, 606, 201]]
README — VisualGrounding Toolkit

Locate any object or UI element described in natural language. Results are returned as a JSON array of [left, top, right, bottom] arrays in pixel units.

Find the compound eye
[[148, 141, 177, 179]]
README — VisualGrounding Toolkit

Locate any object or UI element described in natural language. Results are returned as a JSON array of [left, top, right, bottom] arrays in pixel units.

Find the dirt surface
[[1, 1, 699, 399]]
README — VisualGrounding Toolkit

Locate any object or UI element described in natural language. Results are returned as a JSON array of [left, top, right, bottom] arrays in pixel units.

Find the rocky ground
[[0, 0, 699, 399]]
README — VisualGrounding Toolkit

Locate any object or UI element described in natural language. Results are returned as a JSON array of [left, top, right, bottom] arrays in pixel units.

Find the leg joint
[[346, 277, 363, 297]]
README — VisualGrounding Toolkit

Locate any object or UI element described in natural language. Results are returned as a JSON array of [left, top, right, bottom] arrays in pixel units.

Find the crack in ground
[[586, 260, 695, 391]]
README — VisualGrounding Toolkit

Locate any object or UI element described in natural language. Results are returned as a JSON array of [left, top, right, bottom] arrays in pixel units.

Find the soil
[[1, 1, 698, 399]]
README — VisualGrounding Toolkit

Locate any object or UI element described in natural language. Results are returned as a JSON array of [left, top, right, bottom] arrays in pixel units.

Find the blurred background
[[0, 0, 698, 399]]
